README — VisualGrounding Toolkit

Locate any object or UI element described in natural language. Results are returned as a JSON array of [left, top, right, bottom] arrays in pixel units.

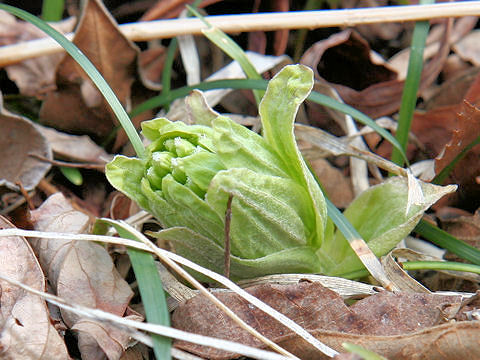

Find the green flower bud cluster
[[106, 65, 454, 279], [143, 120, 224, 199]]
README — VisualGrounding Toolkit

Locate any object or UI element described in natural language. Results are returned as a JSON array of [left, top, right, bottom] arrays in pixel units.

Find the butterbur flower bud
[[106, 65, 327, 279], [106, 65, 455, 279]]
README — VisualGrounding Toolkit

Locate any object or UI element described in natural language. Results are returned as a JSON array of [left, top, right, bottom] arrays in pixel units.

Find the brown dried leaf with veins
[[172, 281, 463, 359], [0, 96, 52, 192], [433, 101, 480, 209], [36, 124, 112, 164], [282, 321, 480, 360], [302, 23, 451, 119], [308, 158, 353, 209], [39, 0, 139, 143], [0, 216, 69, 359], [0, 10, 76, 98], [435, 101, 480, 175], [29, 193, 135, 360]]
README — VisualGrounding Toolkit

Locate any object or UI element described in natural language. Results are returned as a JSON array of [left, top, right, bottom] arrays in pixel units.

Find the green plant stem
[[401, 260, 480, 275], [42, 0, 64, 21], [187, 5, 263, 105], [391, 0, 435, 167], [0, 4, 145, 158], [414, 219, 480, 266]]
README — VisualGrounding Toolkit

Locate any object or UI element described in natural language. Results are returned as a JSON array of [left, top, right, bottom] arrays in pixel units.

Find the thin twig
[[224, 194, 233, 279], [15, 181, 35, 210], [1, 2, 480, 66], [29, 153, 106, 171]]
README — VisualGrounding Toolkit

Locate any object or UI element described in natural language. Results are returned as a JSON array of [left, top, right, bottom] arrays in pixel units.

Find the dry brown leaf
[[302, 24, 451, 118], [139, 0, 222, 21], [410, 105, 460, 159], [172, 281, 463, 359], [0, 10, 76, 98], [301, 29, 397, 92], [0, 216, 69, 359], [137, 46, 167, 90], [29, 193, 134, 360], [39, 0, 139, 141], [73, 312, 143, 360], [435, 101, 480, 175], [437, 207, 480, 247], [424, 67, 480, 110], [36, 124, 112, 164], [453, 29, 480, 66], [388, 17, 474, 82], [0, 97, 52, 192], [432, 101, 480, 209], [309, 158, 353, 208], [343, 0, 404, 43], [280, 321, 480, 360]]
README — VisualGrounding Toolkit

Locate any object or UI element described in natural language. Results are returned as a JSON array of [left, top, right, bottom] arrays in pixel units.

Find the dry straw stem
[[1, 2, 480, 66]]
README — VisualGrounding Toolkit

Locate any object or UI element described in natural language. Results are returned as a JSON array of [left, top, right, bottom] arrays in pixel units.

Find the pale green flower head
[[106, 64, 454, 279], [106, 65, 327, 279]]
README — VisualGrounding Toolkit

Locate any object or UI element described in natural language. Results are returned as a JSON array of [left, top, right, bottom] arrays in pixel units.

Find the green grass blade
[[42, 0, 64, 21], [98, 219, 171, 360], [390, 0, 435, 166], [415, 219, 480, 266], [342, 343, 388, 360], [293, 0, 321, 62], [307, 91, 406, 161], [0, 4, 145, 158], [401, 260, 480, 275], [326, 198, 387, 281], [130, 78, 406, 158], [186, 5, 263, 104], [433, 135, 480, 184], [161, 37, 178, 112], [60, 167, 83, 186], [160, 0, 202, 112]]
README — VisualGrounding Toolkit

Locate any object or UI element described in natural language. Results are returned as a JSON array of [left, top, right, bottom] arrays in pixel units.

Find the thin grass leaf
[[60, 167, 83, 186], [343, 343, 388, 360], [42, 0, 64, 21], [293, 0, 321, 62], [161, 37, 178, 112], [307, 91, 407, 162], [161, 0, 202, 112], [390, 0, 435, 166], [326, 199, 397, 290], [130, 78, 407, 160], [0, 4, 145, 158], [401, 260, 480, 275], [99, 219, 172, 360], [414, 219, 480, 266], [186, 5, 264, 104]]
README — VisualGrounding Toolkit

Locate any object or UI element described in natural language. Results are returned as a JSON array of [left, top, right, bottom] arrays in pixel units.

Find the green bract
[[106, 65, 453, 279]]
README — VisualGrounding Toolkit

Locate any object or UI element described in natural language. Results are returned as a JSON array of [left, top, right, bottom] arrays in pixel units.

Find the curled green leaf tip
[[106, 65, 453, 279]]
